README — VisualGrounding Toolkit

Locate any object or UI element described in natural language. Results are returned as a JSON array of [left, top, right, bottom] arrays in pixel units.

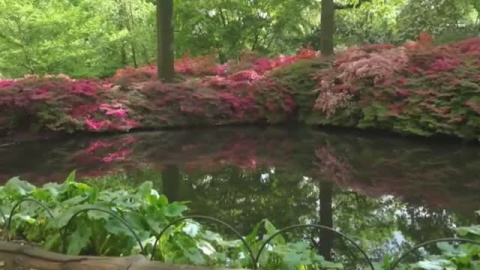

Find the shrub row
[[1, 35, 480, 140]]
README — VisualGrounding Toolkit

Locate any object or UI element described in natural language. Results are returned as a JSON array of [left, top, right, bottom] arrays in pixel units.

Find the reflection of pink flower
[[110, 119, 139, 131], [86, 141, 113, 153], [102, 149, 131, 162]]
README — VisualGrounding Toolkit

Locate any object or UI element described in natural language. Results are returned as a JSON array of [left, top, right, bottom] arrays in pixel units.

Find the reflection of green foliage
[[2, 173, 480, 269], [0, 174, 345, 269], [183, 166, 319, 233]]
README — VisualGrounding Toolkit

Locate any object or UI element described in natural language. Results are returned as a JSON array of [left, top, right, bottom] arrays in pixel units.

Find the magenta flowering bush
[[0, 49, 315, 135], [2, 37, 480, 141]]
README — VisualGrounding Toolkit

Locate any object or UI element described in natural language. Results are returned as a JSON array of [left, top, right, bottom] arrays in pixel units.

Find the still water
[[1, 127, 479, 261]]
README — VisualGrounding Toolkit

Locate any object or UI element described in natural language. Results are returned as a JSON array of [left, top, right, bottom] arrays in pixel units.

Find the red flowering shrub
[[174, 51, 218, 76], [110, 48, 319, 85], [112, 66, 157, 84]]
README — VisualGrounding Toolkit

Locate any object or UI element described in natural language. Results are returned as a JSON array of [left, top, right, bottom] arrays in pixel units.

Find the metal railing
[[1, 199, 480, 269]]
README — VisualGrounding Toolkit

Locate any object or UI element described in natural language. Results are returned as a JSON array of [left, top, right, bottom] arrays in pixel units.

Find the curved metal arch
[[6, 198, 54, 241], [389, 237, 480, 269], [150, 215, 257, 269], [255, 224, 375, 270], [61, 207, 145, 254]]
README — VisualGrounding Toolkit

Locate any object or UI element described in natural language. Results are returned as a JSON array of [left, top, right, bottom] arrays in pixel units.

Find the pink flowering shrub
[[2, 36, 480, 140], [313, 45, 408, 116], [310, 33, 480, 140]]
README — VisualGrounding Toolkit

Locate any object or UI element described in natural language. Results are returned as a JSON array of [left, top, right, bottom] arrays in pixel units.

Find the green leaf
[[44, 233, 61, 251], [177, 235, 206, 265], [67, 221, 93, 255], [41, 182, 62, 199], [48, 204, 95, 229], [65, 170, 76, 183], [137, 181, 153, 198], [196, 239, 216, 256], [164, 204, 187, 217], [321, 260, 344, 269], [105, 217, 132, 236], [87, 209, 111, 220], [415, 259, 455, 270], [4, 177, 35, 197], [62, 196, 87, 206], [437, 242, 456, 253], [264, 219, 285, 244], [456, 225, 480, 237]]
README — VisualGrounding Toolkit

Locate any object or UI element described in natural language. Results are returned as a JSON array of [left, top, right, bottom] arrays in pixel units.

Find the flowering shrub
[[310, 34, 480, 140], [110, 48, 319, 85], [2, 36, 480, 141], [313, 45, 408, 116]]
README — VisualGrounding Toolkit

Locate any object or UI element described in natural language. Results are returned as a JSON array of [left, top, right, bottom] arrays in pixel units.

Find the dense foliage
[[0, 49, 316, 135], [309, 35, 480, 139], [0, 174, 344, 269], [0, 174, 479, 269], [2, 0, 480, 78]]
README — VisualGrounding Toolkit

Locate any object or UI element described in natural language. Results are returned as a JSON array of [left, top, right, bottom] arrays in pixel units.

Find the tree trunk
[[156, 0, 175, 82], [320, 0, 335, 56]]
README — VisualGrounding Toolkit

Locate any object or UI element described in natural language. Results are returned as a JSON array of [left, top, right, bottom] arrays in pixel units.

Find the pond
[[1, 127, 480, 262]]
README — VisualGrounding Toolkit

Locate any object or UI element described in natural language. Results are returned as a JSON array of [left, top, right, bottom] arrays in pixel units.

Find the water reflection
[[0, 127, 479, 261]]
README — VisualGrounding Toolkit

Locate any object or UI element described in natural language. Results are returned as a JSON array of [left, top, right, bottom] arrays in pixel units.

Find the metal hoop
[[61, 207, 145, 254], [389, 237, 480, 269], [255, 224, 375, 270], [6, 198, 54, 241], [150, 215, 257, 269]]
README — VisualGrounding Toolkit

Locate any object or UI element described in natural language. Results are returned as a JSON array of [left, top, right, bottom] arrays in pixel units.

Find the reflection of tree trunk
[[162, 165, 181, 202], [319, 180, 334, 261]]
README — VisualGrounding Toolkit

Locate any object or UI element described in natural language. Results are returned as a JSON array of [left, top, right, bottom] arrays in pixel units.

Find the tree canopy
[[0, 0, 479, 78]]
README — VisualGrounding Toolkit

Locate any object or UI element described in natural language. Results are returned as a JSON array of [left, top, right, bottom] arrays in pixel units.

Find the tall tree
[[156, 0, 175, 82]]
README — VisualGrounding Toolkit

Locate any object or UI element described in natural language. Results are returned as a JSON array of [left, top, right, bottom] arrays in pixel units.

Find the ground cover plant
[[0, 173, 479, 269]]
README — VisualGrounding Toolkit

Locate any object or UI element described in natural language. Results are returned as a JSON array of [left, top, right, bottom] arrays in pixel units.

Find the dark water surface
[[1, 127, 480, 261]]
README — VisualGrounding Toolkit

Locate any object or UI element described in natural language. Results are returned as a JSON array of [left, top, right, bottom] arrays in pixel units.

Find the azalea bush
[[2, 36, 480, 140], [309, 34, 480, 140], [0, 49, 315, 136]]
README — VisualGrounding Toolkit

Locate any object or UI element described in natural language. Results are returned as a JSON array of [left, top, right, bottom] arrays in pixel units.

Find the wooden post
[[0, 241, 239, 270]]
